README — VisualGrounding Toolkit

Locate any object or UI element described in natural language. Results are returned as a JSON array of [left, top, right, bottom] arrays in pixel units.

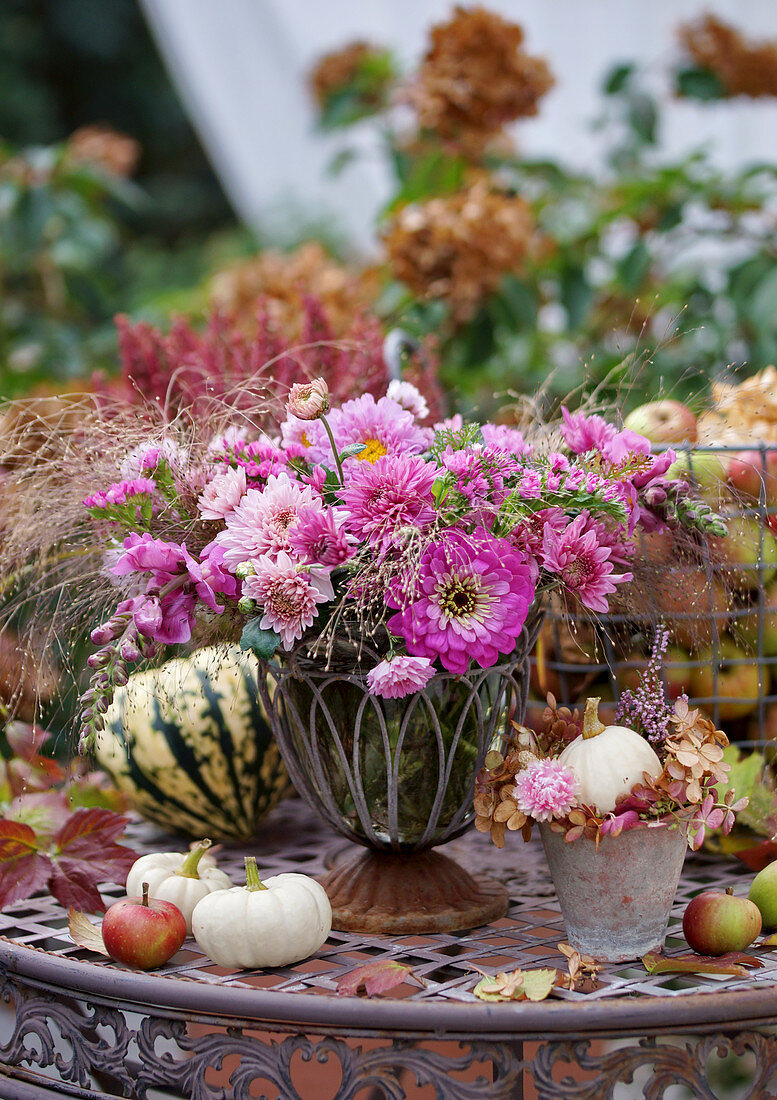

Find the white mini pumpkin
[[192, 857, 332, 969], [558, 697, 662, 815], [126, 840, 233, 934]]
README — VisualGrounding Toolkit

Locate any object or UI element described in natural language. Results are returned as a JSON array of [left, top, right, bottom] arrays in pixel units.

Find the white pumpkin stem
[[244, 856, 268, 892], [177, 838, 212, 880], [582, 697, 606, 740]]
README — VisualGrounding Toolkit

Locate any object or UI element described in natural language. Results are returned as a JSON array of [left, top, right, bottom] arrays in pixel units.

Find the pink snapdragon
[[366, 655, 436, 699]]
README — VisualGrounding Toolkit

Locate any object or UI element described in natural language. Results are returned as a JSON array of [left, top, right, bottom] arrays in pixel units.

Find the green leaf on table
[[473, 967, 558, 1002], [603, 63, 634, 96], [68, 908, 109, 956], [336, 960, 415, 997], [676, 67, 726, 102], [240, 619, 281, 661], [642, 951, 763, 976]]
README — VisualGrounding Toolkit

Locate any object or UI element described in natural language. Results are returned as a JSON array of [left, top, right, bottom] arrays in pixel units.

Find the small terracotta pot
[[540, 823, 687, 963]]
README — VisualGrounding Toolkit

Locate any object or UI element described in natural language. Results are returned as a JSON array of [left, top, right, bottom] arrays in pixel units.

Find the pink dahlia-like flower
[[198, 465, 247, 520], [514, 759, 580, 822], [340, 453, 437, 553], [243, 552, 334, 649], [387, 379, 428, 420], [288, 507, 356, 566], [215, 472, 325, 569], [480, 423, 532, 457], [386, 529, 535, 674], [541, 513, 632, 613], [560, 407, 617, 455], [289, 393, 432, 468], [286, 377, 330, 420], [366, 655, 435, 699], [510, 506, 567, 562]]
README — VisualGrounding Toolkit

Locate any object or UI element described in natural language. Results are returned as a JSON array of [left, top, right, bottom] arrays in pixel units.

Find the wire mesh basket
[[530, 444, 777, 751]]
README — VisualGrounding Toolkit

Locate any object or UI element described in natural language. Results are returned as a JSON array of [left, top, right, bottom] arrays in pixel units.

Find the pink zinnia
[[340, 453, 437, 553], [541, 513, 632, 613], [243, 552, 334, 649], [198, 465, 247, 520], [366, 656, 435, 699], [215, 472, 325, 569], [513, 759, 580, 822], [386, 529, 535, 674]]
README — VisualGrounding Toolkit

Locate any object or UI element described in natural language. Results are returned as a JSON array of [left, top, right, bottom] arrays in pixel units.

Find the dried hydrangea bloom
[[412, 5, 554, 151], [383, 181, 534, 322], [678, 14, 777, 98], [66, 124, 141, 177], [308, 40, 393, 112]]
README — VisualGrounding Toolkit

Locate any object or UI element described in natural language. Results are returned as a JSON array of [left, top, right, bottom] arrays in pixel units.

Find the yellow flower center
[[300, 431, 311, 448], [357, 437, 388, 463]]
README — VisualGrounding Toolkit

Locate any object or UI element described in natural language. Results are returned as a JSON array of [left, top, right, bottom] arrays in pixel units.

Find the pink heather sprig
[[513, 759, 580, 822], [615, 624, 672, 743]]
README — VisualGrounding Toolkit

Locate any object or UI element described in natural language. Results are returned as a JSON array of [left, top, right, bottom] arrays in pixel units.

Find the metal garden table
[[1, 797, 777, 1099]]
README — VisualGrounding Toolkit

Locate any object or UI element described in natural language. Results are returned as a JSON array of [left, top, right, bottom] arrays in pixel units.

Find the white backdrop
[[139, 0, 777, 253]]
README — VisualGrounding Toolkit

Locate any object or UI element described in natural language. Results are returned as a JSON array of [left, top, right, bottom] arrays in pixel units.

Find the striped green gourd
[[96, 645, 289, 841]]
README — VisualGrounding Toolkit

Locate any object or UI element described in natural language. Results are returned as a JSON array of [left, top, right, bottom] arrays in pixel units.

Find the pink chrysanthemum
[[285, 393, 432, 469], [541, 513, 632, 613], [560, 407, 617, 455], [513, 759, 580, 822], [366, 655, 435, 699], [215, 472, 325, 569], [340, 453, 437, 553], [198, 465, 247, 520], [386, 529, 535, 674], [242, 552, 334, 649], [288, 507, 356, 566]]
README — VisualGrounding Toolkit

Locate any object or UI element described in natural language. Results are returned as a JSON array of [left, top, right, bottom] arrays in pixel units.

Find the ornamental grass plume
[[678, 14, 777, 99], [412, 5, 554, 153], [382, 181, 535, 323]]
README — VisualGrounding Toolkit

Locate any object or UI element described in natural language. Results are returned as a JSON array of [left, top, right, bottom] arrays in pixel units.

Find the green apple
[[714, 515, 777, 590], [683, 888, 762, 955], [667, 451, 730, 505], [690, 640, 761, 721], [623, 400, 698, 444], [748, 862, 777, 929]]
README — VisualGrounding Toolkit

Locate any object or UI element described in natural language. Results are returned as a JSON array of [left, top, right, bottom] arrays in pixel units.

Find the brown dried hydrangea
[[474, 733, 538, 848], [412, 6, 554, 153], [209, 243, 380, 339], [382, 181, 535, 322], [309, 40, 392, 111], [678, 15, 777, 99], [66, 125, 141, 177]]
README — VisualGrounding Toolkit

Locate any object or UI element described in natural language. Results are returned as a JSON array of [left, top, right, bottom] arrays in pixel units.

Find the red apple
[[663, 645, 695, 701], [623, 400, 698, 444], [690, 640, 761, 720], [653, 569, 730, 651], [683, 888, 762, 955], [727, 449, 777, 504], [101, 882, 187, 970]]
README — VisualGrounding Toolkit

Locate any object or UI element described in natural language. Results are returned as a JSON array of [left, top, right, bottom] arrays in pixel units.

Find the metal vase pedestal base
[[318, 847, 509, 934], [540, 823, 687, 963]]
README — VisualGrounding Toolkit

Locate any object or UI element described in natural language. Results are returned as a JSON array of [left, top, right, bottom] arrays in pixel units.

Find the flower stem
[[320, 414, 345, 486]]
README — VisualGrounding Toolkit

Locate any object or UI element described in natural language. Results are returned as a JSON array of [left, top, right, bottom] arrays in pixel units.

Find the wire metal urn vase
[[258, 614, 541, 934]]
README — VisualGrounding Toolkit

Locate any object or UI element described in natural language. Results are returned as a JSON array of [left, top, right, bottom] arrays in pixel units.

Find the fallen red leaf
[[734, 840, 777, 872], [642, 951, 763, 976], [336, 960, 415, 997]]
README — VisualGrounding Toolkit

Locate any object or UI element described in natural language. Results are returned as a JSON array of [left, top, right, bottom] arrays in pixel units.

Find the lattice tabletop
[[2, 797, 777, 1099]]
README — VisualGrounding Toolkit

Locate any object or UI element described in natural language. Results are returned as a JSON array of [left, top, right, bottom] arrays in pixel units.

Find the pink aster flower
[[541, 514, 632, 613], [340, 453, 437, 553], [286, 377, 330, 420], [387, 380, 428, 420], [215, 472, 325, 569], [198, 465, 247, 520], [288, 507, 356, 566], [366, 655, 435, 699], [513, 759, 580, 822], [243, 552, 334, 649], [293, 393, 432, 469], [386, 529, 535, 674], [83, 477, 157, 510]]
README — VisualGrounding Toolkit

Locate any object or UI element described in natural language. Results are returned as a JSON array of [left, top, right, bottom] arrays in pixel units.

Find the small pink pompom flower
[[198, 465, 247, 520], [513, 759, 580, 822], [366, 655, 436, 699], [286, 377, 330, 421]]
